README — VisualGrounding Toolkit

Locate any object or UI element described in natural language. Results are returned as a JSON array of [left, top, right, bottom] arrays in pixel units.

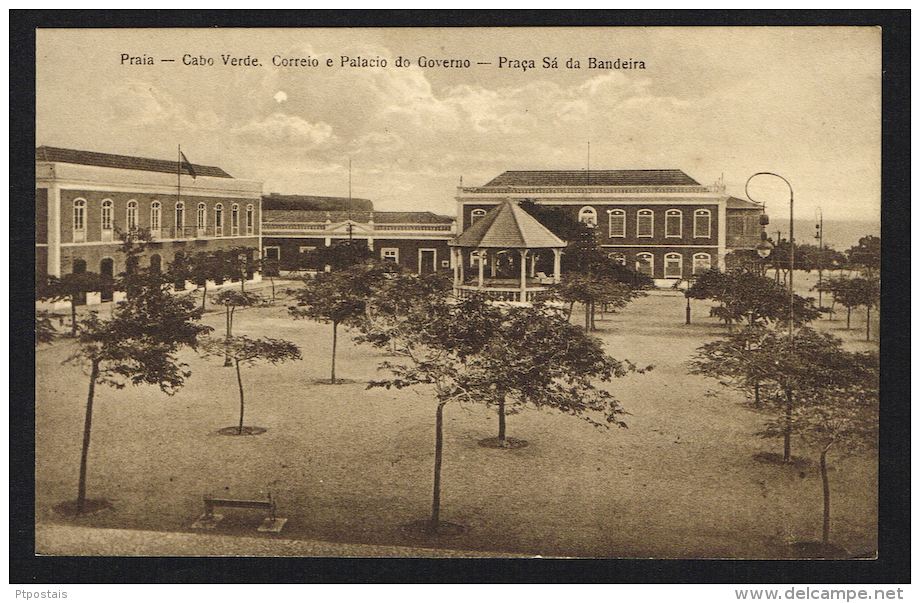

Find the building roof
[[726, 196, 763, 210], [263, 210, 454, 224], [481, 169, 701, 188], [262, 193, 373, 212], [450, 200, 567, 249], [35, 146, 233, 179]]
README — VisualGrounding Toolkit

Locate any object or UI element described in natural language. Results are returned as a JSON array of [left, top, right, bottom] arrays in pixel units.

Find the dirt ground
[[34, 278, 879, 558]]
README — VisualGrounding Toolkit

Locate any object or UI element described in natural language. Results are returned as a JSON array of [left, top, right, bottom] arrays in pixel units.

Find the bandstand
[[448, 200, 566, 302]]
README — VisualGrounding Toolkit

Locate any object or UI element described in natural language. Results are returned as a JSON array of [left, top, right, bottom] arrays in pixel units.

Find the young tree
[[686, 269, 821, 329], [303, 240, 374, 272], [368, 296, 640, 533], [184, 251, 229, 311], [818, 276, 879, 333], [764, 355, 878, 548], [846, 235, 881, 278], [551, 276, 631, 331], [37, 272, 106, 337], [691, 327, 871, 463], [224, 246, 259, 292], [289, 261, 387, 383], [212, 289, 264, 366], [61, 276, 211, 515], [201, 335, 301, 435]]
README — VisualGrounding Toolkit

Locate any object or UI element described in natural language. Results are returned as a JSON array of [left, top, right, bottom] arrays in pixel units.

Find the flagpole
[[177, 145, 182, 238]]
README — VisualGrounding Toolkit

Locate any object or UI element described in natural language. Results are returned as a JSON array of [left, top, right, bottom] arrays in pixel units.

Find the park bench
[[191, 492, 287, 532]]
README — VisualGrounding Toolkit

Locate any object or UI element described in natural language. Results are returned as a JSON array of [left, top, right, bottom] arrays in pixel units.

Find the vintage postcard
[[31, 25, 885, 564]]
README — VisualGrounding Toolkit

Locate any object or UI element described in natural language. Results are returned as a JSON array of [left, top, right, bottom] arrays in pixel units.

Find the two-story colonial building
[[456, 170, 763, 285], [36, 146, 263, 300]]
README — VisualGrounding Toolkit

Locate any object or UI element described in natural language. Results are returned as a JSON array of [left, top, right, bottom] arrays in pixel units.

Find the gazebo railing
[[454, 285, 554, 303]]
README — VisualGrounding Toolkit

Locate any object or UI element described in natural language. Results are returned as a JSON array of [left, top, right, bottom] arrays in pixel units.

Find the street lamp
[[746, 172, 794, 343], [755, 232, 774, 276]]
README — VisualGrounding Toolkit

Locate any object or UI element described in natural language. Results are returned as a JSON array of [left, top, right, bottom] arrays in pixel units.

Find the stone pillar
[[48, 183, 62, 277], [519, 249, 528, 302], [452, 248, 460, 287], [553, 248, 562, 284], [477, 248, 485, 289]]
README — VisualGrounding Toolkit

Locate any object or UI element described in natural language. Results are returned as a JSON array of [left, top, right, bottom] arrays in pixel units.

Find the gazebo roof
[[450, 200, 567, 249]]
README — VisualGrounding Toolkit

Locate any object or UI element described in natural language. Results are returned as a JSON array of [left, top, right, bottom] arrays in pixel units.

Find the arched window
[[608, 209, 626, 237], [101, 199, 113, 231], [692, 252, 712, 274], [471, 208, 487, 223], [664, 252, 683, 278], [73, 199, 86, 242], [126, 200, 138, 231], [637, 209, 654, 238], [246, 204, 255, 235], [101, 199, 114, 241], [578, 206, 597, 227], [214, 203, 223, 236], [197, 202, 207, 235], [636, 252, 654, 277], [175, 202, 185, 237], [665, 209, 682, 238], [150, 201, 161, 236], [694, 209, 711, 238], [231, 204, 239, 235]]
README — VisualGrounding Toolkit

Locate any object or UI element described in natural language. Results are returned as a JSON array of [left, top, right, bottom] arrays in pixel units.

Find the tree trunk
[[497, 396, 506, 441], [754, 381, 760, 407], [431, 400, 446, 533], [866, 306, 871, 342], [584, 302, 590, 332], [330, 321, 338, 384], [783, 388, 793, 462], [821, 445, 831, 543], [70, 299, 78, 337], [235, 359, 245, 435], [77, 359, 100, 515], [567, 301, 575, 323], [846, 306, 851, 330], [223, 307, 233, 367], [201, 283, 208, 311], [685, 297, 691, 325]]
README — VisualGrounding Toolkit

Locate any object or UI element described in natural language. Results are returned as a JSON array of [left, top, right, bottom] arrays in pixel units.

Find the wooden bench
[[191, 493, 286, 532]]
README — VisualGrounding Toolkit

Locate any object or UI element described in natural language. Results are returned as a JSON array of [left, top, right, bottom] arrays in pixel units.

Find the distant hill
[[262, 193, 373, 212]]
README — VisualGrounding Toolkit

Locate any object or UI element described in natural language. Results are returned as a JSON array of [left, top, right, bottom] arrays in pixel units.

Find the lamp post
[[746, 172, 794, 343]]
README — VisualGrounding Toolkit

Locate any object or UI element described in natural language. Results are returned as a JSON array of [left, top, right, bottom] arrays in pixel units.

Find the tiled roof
[[450, 201, 566, 249], [263, 210, 454, 224], [36, 146, 233, 179], [262, 194, 373, 212], [481, 169, 701, 187], [726, 196, 763, 210]]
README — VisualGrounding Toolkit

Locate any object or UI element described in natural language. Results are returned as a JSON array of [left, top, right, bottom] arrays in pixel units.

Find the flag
[[180, 149, 197, 179]]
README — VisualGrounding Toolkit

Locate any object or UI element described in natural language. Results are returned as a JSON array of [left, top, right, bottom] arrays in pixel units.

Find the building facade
[[36, 146, 263, 300], [261, 205, 456, 275], [456, 170, 763, 285]]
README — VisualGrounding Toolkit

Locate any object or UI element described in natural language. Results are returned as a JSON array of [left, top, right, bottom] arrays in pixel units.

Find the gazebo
[[449, 200, 567, 302]]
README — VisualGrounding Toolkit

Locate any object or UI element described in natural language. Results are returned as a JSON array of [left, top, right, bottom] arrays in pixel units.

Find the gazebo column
[[451, 248, 460, 287], [490, 250, 497, 278], [553, 248, 562, 284], [458, 248, 465, 284], [477, 248, 485, 289], [530, 252, 538, 278], [519, 249, 529, 302]]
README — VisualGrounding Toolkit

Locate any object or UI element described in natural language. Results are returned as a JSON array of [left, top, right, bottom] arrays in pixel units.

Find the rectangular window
[[665, 211, 682, 238], [246, 205, 255, 235], [608, 211, 626, 237], [381, 248, 399, 263], [695, 211, 712, 238], [637, 211, 653, 238], [299, 246, 317, 254], [664, 254, 682, 278]]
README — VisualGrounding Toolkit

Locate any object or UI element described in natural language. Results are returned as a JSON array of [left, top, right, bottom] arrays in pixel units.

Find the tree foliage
[[691, 326, 876, 462], [367, 294, 644, 532], [289, 260, 392, 383], [63, 276, 211, 514], [846, 235, 880, 277], [686, 269, 821, 328], [201, 335, 301, 434], [816, 276, 880, 333], [36, 272, 107, 336]]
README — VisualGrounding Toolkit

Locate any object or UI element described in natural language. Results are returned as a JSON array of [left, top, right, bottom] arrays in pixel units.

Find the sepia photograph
[[22, 18, 901, 575]]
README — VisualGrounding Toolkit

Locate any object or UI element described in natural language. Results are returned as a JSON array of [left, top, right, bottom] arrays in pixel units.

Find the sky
[[36, 27, 881, 225]]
